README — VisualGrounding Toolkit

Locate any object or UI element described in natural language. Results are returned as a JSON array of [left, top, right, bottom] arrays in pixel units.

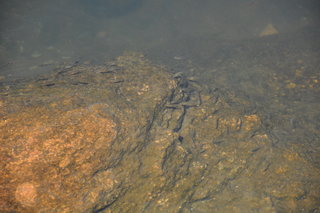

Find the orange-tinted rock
[[15, 182, 37, 207], [1, 104, 118, 212], [1, 52, 319, 212]]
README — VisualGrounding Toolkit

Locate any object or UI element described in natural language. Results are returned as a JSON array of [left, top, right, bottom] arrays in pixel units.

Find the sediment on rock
[[0, 52, 319, 213]]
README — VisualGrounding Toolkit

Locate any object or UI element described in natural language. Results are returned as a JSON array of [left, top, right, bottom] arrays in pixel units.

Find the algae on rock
[[0, 52, 319, 213]]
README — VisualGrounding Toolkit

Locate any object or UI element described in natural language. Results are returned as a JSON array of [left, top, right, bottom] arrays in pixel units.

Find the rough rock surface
[[0, 52, 319, 212]]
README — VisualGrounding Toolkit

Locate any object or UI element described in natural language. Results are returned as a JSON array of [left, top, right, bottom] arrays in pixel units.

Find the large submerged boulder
[[0, 52, 319, 212]]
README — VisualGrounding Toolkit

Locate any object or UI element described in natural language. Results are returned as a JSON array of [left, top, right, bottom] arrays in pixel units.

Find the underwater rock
[[259, 23, 279, 37], [0, 52, 319, 212]]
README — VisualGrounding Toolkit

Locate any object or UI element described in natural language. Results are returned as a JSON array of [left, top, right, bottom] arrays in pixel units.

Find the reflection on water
[[0, 0, 319, 212]]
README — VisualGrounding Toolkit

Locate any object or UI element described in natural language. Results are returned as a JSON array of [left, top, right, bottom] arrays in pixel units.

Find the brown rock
[[259, 23, 279, 37], [0, 52, 319, 212], [15, 182, 37, 207]]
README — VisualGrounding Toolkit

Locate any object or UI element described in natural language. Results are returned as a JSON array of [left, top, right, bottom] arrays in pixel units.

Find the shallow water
[[0, 0, 319, 212]]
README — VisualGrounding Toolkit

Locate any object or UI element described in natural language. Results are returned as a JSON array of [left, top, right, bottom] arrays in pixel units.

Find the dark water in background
[[1, 0, 319, 76], [0, 0, 319, 168]]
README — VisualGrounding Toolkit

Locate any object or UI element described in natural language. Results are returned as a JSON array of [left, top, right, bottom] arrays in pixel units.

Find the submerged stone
[[0, 52, 319, 212]]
